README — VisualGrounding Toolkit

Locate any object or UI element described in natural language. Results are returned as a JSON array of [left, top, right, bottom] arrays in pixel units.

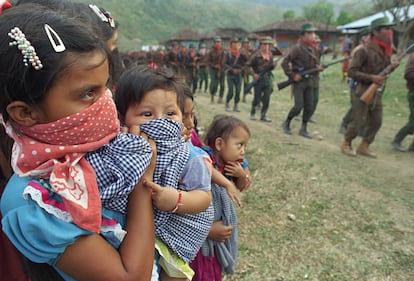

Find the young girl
[[190, 114, 251, 281], [180, 85, 243, 208], [0, 5, 157, 281], [114, 65, 214, 281]]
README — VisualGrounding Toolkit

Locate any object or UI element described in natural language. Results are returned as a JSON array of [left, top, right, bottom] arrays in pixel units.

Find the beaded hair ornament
[[89, 4, 115, 28], [8, 24, 66, 70]]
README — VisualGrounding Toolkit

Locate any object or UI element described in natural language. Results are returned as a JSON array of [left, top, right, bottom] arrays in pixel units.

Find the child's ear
[[6, 101, 40, 127], [214, 137, 224, 152]]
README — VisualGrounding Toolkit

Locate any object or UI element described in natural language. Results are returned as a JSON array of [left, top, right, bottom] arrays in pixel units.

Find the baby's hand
[[181, 126, 191, 142], [223, 161, 245, 178], [144, 182, 180, 212], [208, 220, 233, 242], [121, 124, 141, 135], [224, 182, 242, 208]]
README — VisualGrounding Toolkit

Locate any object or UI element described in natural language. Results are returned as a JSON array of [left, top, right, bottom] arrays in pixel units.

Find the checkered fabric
[[200, 146, 239, 274], [85, 132, 152, 213], [141, 118, 213, 262], [201, 183, 238, 274]]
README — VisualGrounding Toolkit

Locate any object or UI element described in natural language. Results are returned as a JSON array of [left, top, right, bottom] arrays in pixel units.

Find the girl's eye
[[143, 112, 152, 117], [167, 111, 176, 116], [82, 89, 96, 100]]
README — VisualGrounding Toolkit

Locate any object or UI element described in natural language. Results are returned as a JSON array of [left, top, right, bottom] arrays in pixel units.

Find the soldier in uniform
[[281, 23, 323, 138], [240, 37, 254, 102], [247, 36, 275, 122], [223, 37, 248, 112], [391, 52, 414, 152], [164, 41, 179, 73], [184, 43, 199, 94], [208, 36, 225, 103], [176, 43, 188, 79], [341, 17, 400, 157], [197, 42, 209, 93]]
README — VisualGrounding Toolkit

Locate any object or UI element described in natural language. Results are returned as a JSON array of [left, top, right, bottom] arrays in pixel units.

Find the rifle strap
[[299, 44, 319, 68]]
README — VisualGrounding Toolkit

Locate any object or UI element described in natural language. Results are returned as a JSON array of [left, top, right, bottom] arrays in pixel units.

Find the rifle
[[360, 43, 414, 105], [244, 55, 285, 94], [277, 56, 352, 91]]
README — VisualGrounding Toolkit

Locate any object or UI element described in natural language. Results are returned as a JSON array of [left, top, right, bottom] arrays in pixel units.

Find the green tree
[[336, 10, 354, 26], [283, 10, 296, 20], [302, 0, 334, 25]]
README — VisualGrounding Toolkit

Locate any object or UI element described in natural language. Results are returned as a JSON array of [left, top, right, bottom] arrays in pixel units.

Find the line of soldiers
[[162, 36, 281, 122]]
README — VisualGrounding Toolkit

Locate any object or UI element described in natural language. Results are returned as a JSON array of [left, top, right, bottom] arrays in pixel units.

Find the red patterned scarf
[[371, 37, 393, 57], [3, 90, 119, 232]]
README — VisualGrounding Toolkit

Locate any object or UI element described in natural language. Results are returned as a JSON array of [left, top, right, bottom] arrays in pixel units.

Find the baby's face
[[124, 89, 182, 127]]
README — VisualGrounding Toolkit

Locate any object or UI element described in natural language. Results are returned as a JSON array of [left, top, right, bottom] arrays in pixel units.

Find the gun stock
[[244, 80, 256, 94], [277, 79, 293, 90], [359, 83, 379, 105]]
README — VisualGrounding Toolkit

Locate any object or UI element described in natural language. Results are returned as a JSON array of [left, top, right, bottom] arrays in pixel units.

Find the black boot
[[391, 127, 409, 152], [282, 118, 292, 135], [299, 122, 312, 139]]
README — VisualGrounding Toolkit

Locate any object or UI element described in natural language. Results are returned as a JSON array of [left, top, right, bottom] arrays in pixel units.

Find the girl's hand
[[223, 161, 245, 178], [143, 182, 179, 212], [208, 220, 233, 242], [224, 182, 242, 208]]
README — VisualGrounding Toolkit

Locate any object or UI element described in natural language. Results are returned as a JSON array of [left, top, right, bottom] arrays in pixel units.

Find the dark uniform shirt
[[404, 54, 414, 91], [247, 50, 274, 76], [281, 43, 320, 80], [223, 52, 248, 75], [348, 40, 390, 94], [208, 47, 224, 70]]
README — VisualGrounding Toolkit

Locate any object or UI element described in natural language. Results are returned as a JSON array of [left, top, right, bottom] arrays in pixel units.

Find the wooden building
[[253, 19, 340, 53]]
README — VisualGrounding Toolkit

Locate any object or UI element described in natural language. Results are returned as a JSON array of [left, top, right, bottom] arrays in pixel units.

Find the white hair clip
[[8, 27, 43, 70], [44, 24, 66, 53], [89, 4, 115, 28]]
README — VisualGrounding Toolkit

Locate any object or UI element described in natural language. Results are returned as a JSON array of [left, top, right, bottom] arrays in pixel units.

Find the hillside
[[72, 0, 368, 51]]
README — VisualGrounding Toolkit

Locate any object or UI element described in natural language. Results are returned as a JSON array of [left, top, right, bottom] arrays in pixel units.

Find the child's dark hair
[[115, 65, 181, 118], [0, 4, 109, 121], [204, 115, 251, 147], [15, 1, 119, 44]]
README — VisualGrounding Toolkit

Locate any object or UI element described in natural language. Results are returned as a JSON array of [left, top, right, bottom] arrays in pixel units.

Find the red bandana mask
[[3, 90, 119, 232], [372, 29, 394, 56]]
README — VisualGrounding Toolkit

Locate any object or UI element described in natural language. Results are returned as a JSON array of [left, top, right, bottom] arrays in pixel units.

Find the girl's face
[[218, 126, 250, 163], [124, 89, 182, 127], [33, 50, 109, 124], [182, 97, 195, 141]]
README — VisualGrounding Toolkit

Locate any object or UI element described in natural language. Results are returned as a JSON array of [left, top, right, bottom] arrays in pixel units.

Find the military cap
[[242, 37, 249, 43], [371, 17, 395, 30], [189, 43, 196, 48], [359, 26, 371, 36], [213, 36, 222, 42], [231, 37, 239, 43], [200, 43, 206, 48], [301, 23, 317, 33], [260, 36, 273, 45]]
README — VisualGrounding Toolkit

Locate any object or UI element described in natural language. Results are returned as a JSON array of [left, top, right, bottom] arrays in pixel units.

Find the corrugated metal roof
[[337, 5, 414, 33]]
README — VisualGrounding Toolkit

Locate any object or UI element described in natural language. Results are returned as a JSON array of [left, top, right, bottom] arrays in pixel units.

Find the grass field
[[193, 56, 414, 281]]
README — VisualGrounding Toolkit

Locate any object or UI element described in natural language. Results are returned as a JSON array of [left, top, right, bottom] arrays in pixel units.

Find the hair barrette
[[89, 4, 115, 28], [8, 27, 43, 70], [44, 24, 66, 53]]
